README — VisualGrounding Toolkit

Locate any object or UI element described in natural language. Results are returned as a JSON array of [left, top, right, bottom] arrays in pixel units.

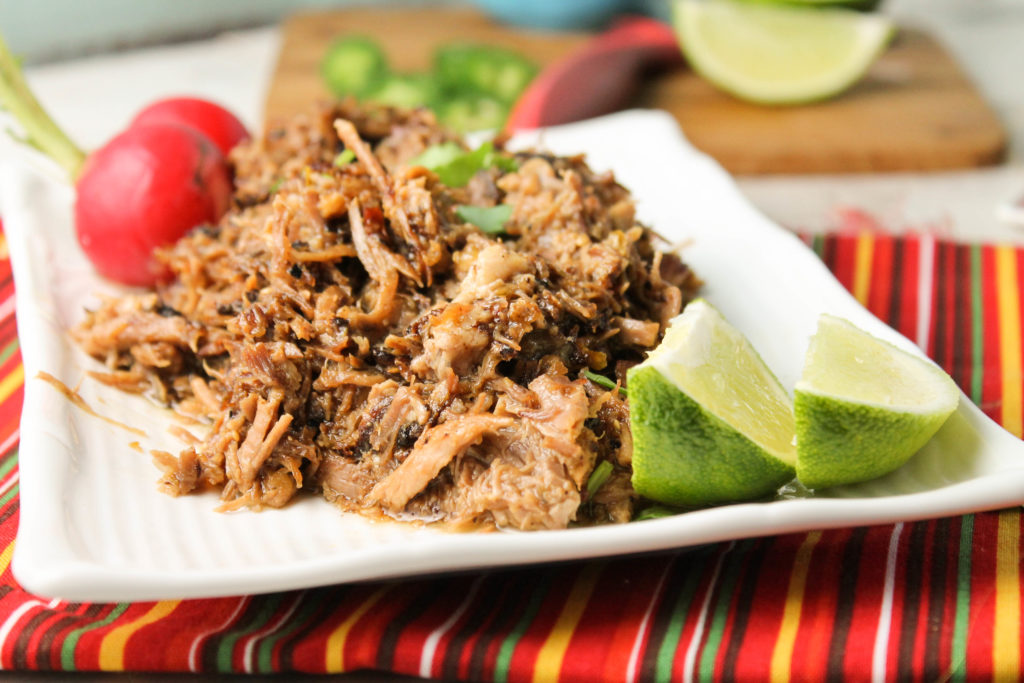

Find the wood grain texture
[[265, 7, 1007, 175]]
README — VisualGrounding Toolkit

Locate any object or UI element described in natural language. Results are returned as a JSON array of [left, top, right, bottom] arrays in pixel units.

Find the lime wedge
[[795, 315, 960, 490], [671, 0, 895, 105], [628, 299, 796, 507]]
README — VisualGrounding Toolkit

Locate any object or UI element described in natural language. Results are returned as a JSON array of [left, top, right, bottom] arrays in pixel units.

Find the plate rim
[[5, 109, 1024, 601]]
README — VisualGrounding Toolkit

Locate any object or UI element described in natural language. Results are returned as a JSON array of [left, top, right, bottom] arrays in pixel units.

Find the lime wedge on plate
[[628, 299, 797, 507], [795, 315, 959, 490], [671, 0, 895, 104]]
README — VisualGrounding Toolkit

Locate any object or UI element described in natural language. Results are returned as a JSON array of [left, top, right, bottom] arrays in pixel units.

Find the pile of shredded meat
[[72, 101, 700, 530]]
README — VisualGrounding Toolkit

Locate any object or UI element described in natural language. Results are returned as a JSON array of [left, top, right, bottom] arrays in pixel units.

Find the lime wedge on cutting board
[[671, 0, 895, 105], [628, 299, 797, 507], [795, 315, 959, 490]]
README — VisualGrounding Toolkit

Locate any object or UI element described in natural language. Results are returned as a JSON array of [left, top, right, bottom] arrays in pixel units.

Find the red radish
[[0, 33, 238, 287], [131, 97, 250, 157], [75, 124, 231, 286]]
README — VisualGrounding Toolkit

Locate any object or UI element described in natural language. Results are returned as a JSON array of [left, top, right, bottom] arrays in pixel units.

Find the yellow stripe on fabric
[[770, 531, 822, 683], [0, 539, 14, 575], [0, 364, 24, 405], [532, 563, 603, 683], [99, 600, 182, 670], [996, 246, 1023, 437], [325, 585, 393, 673], [994, 510, 1021, 679], [853, 232, 875, 306]]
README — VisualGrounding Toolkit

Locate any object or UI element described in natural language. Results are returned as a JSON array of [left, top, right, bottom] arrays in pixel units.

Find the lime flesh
[[795, 315, 960, 490], [629, 299, 796, 507], [671, 0, 895, 105]]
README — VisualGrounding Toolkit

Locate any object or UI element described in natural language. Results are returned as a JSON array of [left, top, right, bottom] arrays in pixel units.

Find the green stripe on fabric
[[0, 450, 18, 479], [493, 572, 552, 683], [256, 593, 320, 673], [60, 603, 131, 670], [970, 244, 984, 404], [655, 553, 712, 682], [697, 540, 753, 682], [812, 234, 825, 259], [216, 593, 286, 672], [950, 515, 974, 681], [0, 339, 18, 366], [0, 482, 18, 508]]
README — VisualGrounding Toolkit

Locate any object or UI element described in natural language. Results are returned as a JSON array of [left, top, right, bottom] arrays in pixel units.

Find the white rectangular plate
[[5, 110, 1024, 602]]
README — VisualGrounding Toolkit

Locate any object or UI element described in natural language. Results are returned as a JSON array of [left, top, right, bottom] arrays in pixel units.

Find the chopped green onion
[[634, 505, 681, 521], [334, 149, 355, 167], [407, 141, 463, 170], [584, 369, 627, 396], [268, 178, 283, 194], [408, 141, 517, 187], [586, 461, 613, 500], [455, 204, 512, 235]]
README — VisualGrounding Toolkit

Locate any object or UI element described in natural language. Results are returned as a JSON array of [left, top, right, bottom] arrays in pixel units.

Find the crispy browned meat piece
[[72, 101, 700, 530]]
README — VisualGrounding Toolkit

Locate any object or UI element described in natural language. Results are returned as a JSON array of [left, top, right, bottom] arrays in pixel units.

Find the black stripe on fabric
[[896, 522, 929, 680], [33, 615, 82, 671], [375, 579, 447, 671], [278, 586, 345, 672], [887, 237, 905, 332], [200, 594, 276, 672], [826, 527, 868, 682], [822, 234, 837, 273], [12, 608, 55, 669], [466, 572, 534, 682], [638, 546, 715, 681], [438, 574, 506, 680], [923, 518, 951, 680], [0, 498, 20, 527], [37, 604, 108, 671], [0, 272, 14, 299], [720, 539, 769, 682], [0, 316, 18, 349]]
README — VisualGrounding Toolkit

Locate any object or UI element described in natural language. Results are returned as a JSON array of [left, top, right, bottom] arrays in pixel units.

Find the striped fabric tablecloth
[[0, 228, 1022, 681]]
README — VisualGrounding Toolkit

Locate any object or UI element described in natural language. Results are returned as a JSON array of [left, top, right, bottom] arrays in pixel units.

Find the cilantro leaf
[[408, 141, 518, 187], [455, 204, 513, 234], [407, 142, 464, 171]]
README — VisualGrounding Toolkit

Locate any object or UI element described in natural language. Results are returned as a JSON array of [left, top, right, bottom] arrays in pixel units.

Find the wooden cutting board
[[265, 7, 1007, 175]]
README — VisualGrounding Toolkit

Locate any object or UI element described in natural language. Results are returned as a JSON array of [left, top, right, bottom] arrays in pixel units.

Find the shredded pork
[[72, 101, 700, 530]]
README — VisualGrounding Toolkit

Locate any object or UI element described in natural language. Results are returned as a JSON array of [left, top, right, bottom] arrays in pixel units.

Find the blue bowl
[[472, 0, 633, 31]]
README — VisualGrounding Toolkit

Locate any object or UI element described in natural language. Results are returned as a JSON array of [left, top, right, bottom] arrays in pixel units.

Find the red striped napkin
[[0, 228, 1021, 680]]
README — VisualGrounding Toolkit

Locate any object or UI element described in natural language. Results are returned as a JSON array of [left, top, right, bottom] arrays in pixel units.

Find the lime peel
[[671, 0, 895, 105], [794, 315, 959, 490], [628, 299, 797, 507]]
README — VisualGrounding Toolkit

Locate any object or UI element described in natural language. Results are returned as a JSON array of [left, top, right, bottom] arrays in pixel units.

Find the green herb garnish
[[455, 204, 513, 235], [584, 369, 627, 396], [334, 149, 355, 167], [408, 141, 517, 187], [586, 461, 613, 500]]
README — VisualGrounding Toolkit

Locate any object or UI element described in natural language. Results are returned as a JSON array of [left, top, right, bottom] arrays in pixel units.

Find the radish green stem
[[0, 32, 86, 179]]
